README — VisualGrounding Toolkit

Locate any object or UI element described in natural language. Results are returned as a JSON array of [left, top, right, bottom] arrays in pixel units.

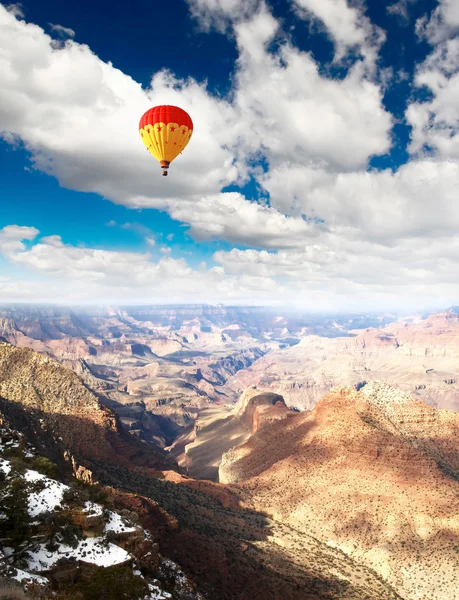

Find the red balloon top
[[139, 105, 193, 131]]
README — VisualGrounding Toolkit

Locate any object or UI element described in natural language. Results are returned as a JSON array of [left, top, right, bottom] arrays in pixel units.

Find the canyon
[[1, 304, 459, 599]]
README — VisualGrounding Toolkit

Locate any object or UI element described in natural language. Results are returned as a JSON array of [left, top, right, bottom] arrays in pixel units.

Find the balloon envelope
[[139, 105, 193, 175]]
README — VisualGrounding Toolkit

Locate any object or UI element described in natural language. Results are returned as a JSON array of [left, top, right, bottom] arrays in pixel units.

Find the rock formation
[[219, 382, 459, 600], [224, 311, 459, 411]]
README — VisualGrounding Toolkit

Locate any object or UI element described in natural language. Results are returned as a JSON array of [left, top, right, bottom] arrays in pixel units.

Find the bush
[[72, 481, 112, 508], [0, 478, 30, 545], [39, 511, 83, 549], [30, 456, 59, 479], [8, 456, 27, 476], [69, 566, 149, 600]]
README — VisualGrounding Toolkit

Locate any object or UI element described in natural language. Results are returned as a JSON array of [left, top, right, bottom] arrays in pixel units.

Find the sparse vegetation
[[64, 566, 149, 600]]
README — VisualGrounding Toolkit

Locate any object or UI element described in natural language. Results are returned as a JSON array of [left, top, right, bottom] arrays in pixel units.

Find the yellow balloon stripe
[[140, 122, 193, 164]]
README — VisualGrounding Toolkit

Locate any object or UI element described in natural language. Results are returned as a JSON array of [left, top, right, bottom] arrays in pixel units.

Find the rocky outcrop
[[235, 387, 289, 433], [219, 383, 459, 600]]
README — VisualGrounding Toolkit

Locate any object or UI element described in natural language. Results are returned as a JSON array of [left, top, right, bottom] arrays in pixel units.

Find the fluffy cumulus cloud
[[2, 2, 459, 309], [232, 10, 392, 171], [0, 225, 281, 304], [416, 0, 459, 44], [292, 0, 385, 66], [407, 37, 459, 159], [262, 160, 459, 244], [0, 225, 39, 256]]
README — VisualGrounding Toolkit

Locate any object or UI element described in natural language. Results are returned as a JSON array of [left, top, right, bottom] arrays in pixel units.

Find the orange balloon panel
[[139, 105, 193, 165]]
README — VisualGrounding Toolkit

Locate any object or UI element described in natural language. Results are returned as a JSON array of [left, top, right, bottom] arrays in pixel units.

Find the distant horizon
[[0, 301, 452, 317]]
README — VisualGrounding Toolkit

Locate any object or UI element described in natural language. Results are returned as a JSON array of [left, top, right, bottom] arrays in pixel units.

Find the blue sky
[[1, 0, 459, 309]]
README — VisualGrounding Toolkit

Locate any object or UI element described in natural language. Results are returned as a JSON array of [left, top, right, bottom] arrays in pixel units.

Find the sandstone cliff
[[168, 387, 291, 480]]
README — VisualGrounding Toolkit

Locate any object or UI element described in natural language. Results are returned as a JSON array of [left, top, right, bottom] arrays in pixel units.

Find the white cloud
[[155, 192, 322, 248], [0, 5, 243, 215], [0, 225, 283, 305], [387, 0, 419, 23], [292, 0, 385, 67], [2, 4, 459, 310], [0, 225, 39, 256], [2, 218, 459, 310], [261, 160, 459, 244], [0, 4, 392, 249], [186, 0, 260, 31], [417, 0, 459, 44], [232, 10, 392, 171], [49, 23, 75, 38], [4, 2, 22, 17], [407, 36, 459, 160]]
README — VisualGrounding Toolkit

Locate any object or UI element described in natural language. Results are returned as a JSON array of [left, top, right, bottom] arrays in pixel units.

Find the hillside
[[169, 387, 289, 480], [0, 341, 176, 478], [0, 342, 404, 600], [219, 382, 459, 600], [0, 413, 203, 600]]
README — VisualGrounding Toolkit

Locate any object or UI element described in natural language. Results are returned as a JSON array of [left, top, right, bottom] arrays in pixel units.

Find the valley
[[1, 304, 459, 599]]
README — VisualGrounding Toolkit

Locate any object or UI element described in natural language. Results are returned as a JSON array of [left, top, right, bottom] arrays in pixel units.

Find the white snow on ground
[[161, 558, 189, 586], [24, 469, 68, 517], [83, 500, 104, 517], [147, 583, 172, 600], [28, 537, 131, 571], [105, 511, 137, 534], [0, 457, 11, 475], [12, 568, 49, 585]]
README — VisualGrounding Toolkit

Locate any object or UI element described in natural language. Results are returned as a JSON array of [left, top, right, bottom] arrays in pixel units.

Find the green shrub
[[72, 481, 112, 508], [30, 456, 59, 479], [8, 456, 27, 476], [0, 478, 30, 546]]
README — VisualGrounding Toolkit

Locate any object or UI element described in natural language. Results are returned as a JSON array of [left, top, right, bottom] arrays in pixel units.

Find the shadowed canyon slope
[[224, 311, 459, 411], [0, 341, 404, 600], [0, 341, 175, 475], [169, 388, 289, 480], [220, 382, 459, 600]]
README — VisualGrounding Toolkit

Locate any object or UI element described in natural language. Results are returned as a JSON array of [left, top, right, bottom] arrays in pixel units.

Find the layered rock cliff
[[224, 311, 459, 411]]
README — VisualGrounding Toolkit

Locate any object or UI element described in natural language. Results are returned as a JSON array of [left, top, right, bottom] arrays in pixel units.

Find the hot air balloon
[[139, 105, 193, 176]]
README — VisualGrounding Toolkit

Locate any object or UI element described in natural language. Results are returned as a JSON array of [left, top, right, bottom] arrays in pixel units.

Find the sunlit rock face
[[223, 311, 459, 412], [219, 382, 459, 600]]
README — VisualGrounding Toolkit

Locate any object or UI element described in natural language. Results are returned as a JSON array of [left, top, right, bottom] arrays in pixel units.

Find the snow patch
[[105, 511, 136, 534], [0, 457, 11, 475], [147, 582, 172, 600], [28, 537, 131, 571], [83, 500, 103, 517], [12, 568, 49, 585], [25, 469, 68, 517]]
